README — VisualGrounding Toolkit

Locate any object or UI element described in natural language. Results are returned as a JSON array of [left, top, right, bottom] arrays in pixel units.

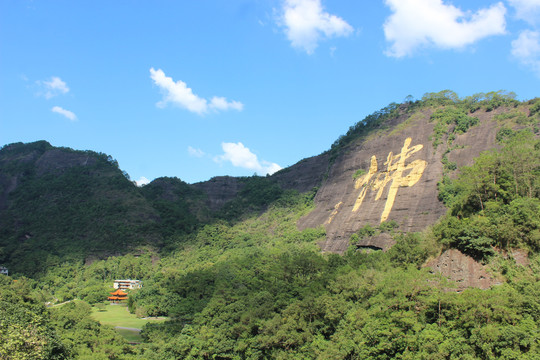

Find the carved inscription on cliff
[[351, 137, 427, 223]]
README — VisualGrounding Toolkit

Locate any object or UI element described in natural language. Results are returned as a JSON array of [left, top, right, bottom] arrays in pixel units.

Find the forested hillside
[[0, 90, 539, 359], [0, 141, 164, 276]]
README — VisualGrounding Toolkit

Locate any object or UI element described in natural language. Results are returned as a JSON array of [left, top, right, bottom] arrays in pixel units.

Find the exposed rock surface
[[502, 248, 530, 267], [426, 249, 502, 291], [298, 108, 502, 254], [355, 233, 395, 252], [510, 249, 531, 267], [446, 110, 500, 167], [272, 153, 330, 193], [189, 153, 330, 212]]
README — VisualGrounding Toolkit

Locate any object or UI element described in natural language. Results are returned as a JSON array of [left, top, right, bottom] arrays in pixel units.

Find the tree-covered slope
[[0, 141, 164, 276], [119, 124, 538, 358], [0, 143, 302, 277]]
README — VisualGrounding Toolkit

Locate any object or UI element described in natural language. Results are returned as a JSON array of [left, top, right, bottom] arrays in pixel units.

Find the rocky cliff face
[[184, 153, 331, 213], [184, 104, 522, 256], [297, 107, 506, 254], [426, 249, 502, 291], [272, 153, 330, 193], [425, 248, 530, 291]]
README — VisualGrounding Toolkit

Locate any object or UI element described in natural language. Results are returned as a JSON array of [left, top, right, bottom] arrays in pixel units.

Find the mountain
[[299, 100, 519, 253], [1, 91, 540, 359], [0, 90, 538, 276], [0, 141, 163, 275]]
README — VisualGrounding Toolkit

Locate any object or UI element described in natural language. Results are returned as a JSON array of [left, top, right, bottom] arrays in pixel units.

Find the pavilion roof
[[109, 289, 128, 296]]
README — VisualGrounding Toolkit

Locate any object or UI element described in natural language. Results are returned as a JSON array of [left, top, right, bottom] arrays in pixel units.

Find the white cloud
[[39, 76, 70, 99], [383, 0, 506, 57], [209, 96, 244, 111], [188, 146, 206, 158], [512, 30, 540, 76], [279, 0, 353, 54], [51, 106, 77, 121], [215, 142, 282, 175], [135, 176, 151, 187], [149, 68, 243, 115], [262, 161, 283, 175], [507, 0, 540, 23]]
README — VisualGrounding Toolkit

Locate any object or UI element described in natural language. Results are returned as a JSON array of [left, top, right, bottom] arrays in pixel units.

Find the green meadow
[[91, 302, 167, 342]]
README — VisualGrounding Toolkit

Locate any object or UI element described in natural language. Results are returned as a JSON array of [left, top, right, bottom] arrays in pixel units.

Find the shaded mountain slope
[[0, 141, 163, 275]]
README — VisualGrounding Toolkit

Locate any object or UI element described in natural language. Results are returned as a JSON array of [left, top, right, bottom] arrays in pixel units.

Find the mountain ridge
[[1, 90, 538, 275]]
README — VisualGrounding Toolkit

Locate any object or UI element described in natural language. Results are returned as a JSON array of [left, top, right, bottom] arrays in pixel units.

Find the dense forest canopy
[[0, 91, 539, 359]]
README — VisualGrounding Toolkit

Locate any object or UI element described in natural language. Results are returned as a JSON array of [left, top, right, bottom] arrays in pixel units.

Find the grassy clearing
[[91, 303, 166, 329]]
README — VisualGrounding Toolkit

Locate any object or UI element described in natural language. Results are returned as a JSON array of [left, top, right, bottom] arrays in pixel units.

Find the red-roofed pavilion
[[108, 289, 128, 303]]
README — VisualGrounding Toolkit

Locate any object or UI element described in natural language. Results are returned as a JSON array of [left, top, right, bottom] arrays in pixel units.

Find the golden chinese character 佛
[[352, 137, 427, 222]]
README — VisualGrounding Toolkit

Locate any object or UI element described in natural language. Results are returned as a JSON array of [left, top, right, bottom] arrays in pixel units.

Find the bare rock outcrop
[[299, 110, 445, 253], [355, 233, 395, 252], [501, 248, 530, 267], [192, 153, 330, 212], [298, 109, 502, 254], [272, 153, 330, 193], [426, 249, 502, 291]]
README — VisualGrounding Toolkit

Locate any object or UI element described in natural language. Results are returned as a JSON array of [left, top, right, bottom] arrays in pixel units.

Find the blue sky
[[1, 0, 539, 184]]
